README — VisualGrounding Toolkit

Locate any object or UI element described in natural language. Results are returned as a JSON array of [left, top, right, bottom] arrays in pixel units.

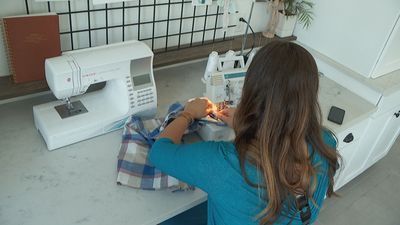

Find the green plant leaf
[[283, 0, 314, 29]]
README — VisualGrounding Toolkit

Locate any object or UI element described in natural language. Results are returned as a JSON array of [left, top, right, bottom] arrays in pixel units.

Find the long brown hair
[[234, 41, 340, 224]]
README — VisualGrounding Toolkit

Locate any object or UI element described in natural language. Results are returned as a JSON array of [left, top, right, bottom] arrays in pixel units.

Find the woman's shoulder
[[210, 141, 243, 168], [307, 129, 337, 166], [321, 129, 338, 149], [217, 140, 237, 151], [211, 141, 238, 159]]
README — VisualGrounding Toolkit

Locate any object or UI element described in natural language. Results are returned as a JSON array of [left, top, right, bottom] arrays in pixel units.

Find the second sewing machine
[[33, 41, 157, 150], [198, 50, 254, 141]]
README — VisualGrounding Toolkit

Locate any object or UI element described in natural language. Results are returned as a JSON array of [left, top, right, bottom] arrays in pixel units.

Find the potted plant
[[264, 0, 314, 38]]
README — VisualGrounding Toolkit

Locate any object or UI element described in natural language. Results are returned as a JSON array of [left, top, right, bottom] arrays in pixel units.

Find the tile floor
[[316, 136, 400, 225]]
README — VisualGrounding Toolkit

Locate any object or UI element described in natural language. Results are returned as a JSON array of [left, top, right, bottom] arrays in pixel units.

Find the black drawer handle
[[343, 133, 354, 143], [395, 111, 400, 118]]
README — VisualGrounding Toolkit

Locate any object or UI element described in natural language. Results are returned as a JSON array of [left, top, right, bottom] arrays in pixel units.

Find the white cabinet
[[365, 108, 400, 168], [334, 107, 400, 191], [372, 18, 400, 77], [334, 142, 358, 190], [294, 0, 400, 78], [334, 120, 369, 190]]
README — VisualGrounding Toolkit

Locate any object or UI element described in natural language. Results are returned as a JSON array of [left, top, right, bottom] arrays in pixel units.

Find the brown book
[[2, 13, 61, 83]]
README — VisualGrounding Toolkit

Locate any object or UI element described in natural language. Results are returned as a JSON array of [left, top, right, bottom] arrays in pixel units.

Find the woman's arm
[[158, 116, 191, 144], [158, 98, 213, 144], [151, 98, 226, 191]]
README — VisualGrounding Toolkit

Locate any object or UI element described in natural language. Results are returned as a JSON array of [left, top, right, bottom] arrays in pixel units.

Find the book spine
[[1, 19, 17, 83]]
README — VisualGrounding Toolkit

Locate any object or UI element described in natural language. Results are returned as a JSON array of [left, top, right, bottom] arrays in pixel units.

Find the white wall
[[0, 0, 270, 77], [293, 0, 400, 78]]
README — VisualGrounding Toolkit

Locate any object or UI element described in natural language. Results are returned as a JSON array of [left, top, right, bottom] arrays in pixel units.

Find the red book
[[2, 13, 61, 83]]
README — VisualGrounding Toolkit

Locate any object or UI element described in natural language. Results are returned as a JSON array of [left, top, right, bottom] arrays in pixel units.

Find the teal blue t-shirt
[[149, 131, 336, 225]]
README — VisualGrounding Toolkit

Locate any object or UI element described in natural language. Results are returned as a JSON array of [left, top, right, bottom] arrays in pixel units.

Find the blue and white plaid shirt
[[117, 102, 206, 191]]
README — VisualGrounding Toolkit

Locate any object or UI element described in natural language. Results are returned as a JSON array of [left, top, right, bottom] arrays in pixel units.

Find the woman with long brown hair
[[150, 41, 340, 225]]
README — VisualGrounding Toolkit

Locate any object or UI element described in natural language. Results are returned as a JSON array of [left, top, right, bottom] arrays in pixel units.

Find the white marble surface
[[0, 62, 208, 225], [0, 60, 376, 225], [319, 75, 376, 134]]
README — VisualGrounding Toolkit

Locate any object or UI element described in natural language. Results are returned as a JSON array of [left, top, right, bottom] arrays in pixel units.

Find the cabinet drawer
[[335, 120, 369, 150], [334, 139, 359, 191]]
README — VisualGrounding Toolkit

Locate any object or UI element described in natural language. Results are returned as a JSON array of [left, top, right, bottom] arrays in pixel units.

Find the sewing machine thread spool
[[204, 51, 219, 81], [222, 50, 236, 70]]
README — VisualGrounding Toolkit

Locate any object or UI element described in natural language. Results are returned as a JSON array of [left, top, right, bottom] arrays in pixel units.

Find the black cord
[[239, 17, 256, 58]]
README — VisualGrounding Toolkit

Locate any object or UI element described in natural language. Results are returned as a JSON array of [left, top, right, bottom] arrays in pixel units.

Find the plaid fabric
[[116, 102, 202, 191]]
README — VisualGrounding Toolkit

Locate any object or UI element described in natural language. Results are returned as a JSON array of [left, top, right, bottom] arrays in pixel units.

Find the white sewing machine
[[198, 50, 253, 141], [33, 40, 157, 150]]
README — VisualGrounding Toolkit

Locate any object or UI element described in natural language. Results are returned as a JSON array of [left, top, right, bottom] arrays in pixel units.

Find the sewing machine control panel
[[126, 73, 156, 109], [127, 57, 157, 110], [126, 87, 156, 109], [136, 88, 155, 106]]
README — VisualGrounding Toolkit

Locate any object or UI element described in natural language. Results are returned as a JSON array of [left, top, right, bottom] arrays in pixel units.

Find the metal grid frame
[[24, 0, 237, 52]]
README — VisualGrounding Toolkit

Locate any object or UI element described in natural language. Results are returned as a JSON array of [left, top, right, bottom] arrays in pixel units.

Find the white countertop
[[0, 60, 376, 225], [319, 75, 376, 134]]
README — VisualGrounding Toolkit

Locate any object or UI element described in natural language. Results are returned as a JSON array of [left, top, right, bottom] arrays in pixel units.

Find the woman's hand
[[184, 98, 213, 119], [159, 98, 212, 144], [217, 107, 236, 128]]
